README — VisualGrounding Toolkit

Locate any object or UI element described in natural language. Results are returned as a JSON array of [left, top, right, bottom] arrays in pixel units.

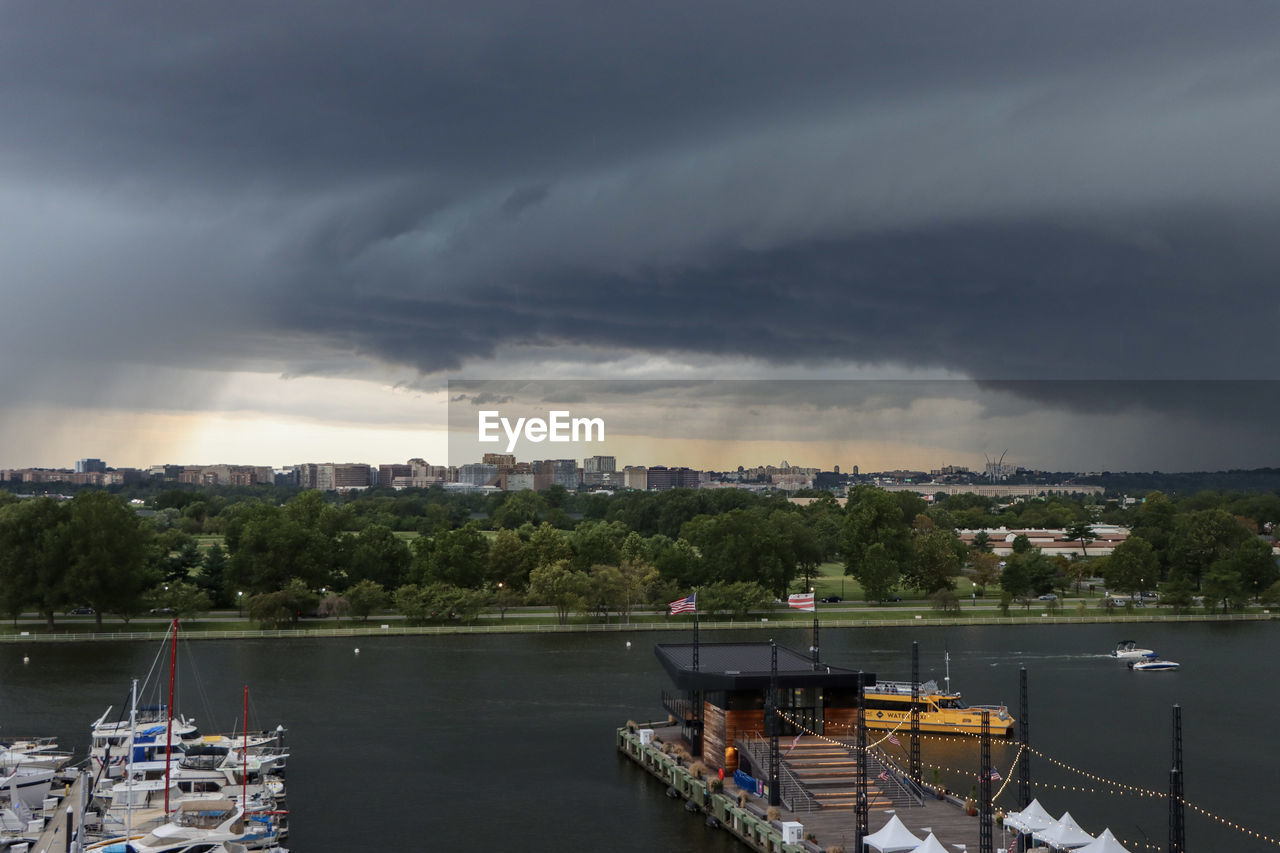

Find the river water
[[0, 622, 1274, 852]]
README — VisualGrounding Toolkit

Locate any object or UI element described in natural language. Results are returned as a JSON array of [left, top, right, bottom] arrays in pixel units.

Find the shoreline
[[0, 611, 1271, 642]]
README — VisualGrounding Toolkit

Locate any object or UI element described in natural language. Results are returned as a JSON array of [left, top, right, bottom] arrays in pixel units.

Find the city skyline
[[4, 4, 1280, 472]]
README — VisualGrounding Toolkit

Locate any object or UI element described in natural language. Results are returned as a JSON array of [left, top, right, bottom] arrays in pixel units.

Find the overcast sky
[[3, 2, 1279, 471]]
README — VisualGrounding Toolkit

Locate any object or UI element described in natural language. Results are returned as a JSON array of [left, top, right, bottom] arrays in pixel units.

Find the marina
[[1, 624, 289, 853]]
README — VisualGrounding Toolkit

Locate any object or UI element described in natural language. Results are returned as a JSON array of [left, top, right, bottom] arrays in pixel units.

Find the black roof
[[654, 642, 872, 691]]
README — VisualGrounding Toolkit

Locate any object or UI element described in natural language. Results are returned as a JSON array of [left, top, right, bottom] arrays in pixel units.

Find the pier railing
[[736, 732, 821, 814]]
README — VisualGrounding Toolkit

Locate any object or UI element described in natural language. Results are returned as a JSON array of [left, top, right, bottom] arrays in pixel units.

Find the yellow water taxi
[[862, 678, 1015, 736]]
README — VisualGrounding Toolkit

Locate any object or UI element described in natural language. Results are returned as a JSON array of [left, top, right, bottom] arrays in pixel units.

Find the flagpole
[[692, 604, 699, 673]]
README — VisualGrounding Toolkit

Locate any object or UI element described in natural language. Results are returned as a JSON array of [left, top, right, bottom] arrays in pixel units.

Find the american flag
[[986, 768, 1002, 781], [787, 593, 815, 612], [669, 592, 697, 614], [887, 733, 901, 746]]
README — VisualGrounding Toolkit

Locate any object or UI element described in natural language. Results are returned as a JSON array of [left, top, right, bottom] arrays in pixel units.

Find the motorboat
[[0, 765, 56, 810], [1110, 640, 1155, 660], [1130, 657, 1180, 671]]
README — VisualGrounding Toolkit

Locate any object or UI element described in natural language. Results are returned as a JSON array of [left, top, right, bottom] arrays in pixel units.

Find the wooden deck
[[33, 774, 84, 853], [653, 725, 995, 852]]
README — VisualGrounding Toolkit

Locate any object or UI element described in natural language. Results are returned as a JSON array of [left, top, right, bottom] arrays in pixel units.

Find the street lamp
[[237, 590, 244, 618]]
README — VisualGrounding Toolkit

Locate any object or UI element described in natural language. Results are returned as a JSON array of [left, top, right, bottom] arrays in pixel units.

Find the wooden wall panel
[[702, 702, 726, 770], [824, 707, 859, 738]]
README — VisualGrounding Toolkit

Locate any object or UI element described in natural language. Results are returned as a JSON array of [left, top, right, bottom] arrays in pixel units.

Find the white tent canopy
[[1074, 828, 1132, 853], [910, 832, 950, 853], [863, 814, 924, 852], [1004, 799, 1055, 833], [1034, 810, 1095, 849]]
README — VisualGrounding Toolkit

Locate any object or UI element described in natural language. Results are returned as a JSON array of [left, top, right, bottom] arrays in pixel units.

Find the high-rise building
[[295, 463, 320, 489], [379, 464, 413, 487], [482, 453, 517, 472], [646, 466, 700, 491], [332, 463, 372, 490], [623, 466, 648, 490], [76, 458, 107, 474], [458, 463, 498, 487]]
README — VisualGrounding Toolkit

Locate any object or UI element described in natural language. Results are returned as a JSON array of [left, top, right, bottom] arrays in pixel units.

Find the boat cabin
[[654, 642, 874, 773]]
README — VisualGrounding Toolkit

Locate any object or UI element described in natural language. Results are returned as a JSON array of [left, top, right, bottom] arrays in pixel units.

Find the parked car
[[149, 606, 175, 615], [1037, 593, 1058, 601], [882, 594, 903, 602], [819, 596, 843, 604], [67, 607, 94, 615]]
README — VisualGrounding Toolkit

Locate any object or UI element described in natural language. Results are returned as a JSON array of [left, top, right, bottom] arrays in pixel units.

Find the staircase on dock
[[737, 734, 925, 812]]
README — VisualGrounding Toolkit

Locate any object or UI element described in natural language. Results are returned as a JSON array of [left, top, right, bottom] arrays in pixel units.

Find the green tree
[[246, 591, 293, 628], [65, 491, 159, 627], [1104, 537, 1159, 598], [528, 561, 588, 625], [528, 523, 573, 570], [148, 581, 212, 620], [345, 524, 412, 589], [0, 498, 72, 627], [493, 490, 545, 529], [1064, 522, 1095, 558], [905, 529, 962, 593], [842, 486, 910, 596], [929, 588, 960, 613], [970, 530, 993, 553], [583, 564, 626, 622], [1202, 561, 1246, 613], [569, 520, 628, 571], [860, 542, 900, 603], [680, 509, 798, 596], [969, 551, 1000, 595], [1168, 509, 1250, 586], [1161, 570, 1196, 614], [345, 579, 390, 621], [393, 584, 432, 623], [1221, 537, 1279, 597], [424, 523, 490, 588], [197, 544, 230, 607], [224, 498, 340, 594], [487, 529, 534, 589]]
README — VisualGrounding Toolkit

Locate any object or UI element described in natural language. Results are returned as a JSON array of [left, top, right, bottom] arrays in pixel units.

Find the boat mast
[[944, 649, 951, 694], [127, 677, 137, 842], [164, 618, 178, 816], [242, 685, 249, 810]]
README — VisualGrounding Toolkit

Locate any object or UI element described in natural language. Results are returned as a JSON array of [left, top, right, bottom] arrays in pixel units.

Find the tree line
[[0, 484, 1276, 627]]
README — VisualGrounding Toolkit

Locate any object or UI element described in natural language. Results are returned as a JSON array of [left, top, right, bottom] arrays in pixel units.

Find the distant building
[[331, 463, 372, 490], [378, 463, 413, 487], [295, 463, 320, 489], [482, 453, 517, 472], [623, 466, 648, 490], [505, 472, 538, 491], [646, 466, 699, 491], [458, 463, 498, 487], [582, 455, 617, 486], [76, 458, 107, 474]]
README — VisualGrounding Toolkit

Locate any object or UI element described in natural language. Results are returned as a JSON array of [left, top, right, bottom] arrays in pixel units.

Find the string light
[[772, 708, 1280, 847]]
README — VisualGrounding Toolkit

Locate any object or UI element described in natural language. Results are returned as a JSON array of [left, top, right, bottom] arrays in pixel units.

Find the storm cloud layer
[[3, 1, 1280, 466]]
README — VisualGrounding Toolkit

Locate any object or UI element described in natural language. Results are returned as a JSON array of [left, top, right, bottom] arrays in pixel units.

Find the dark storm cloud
[[4, 0, 1280, 423]]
